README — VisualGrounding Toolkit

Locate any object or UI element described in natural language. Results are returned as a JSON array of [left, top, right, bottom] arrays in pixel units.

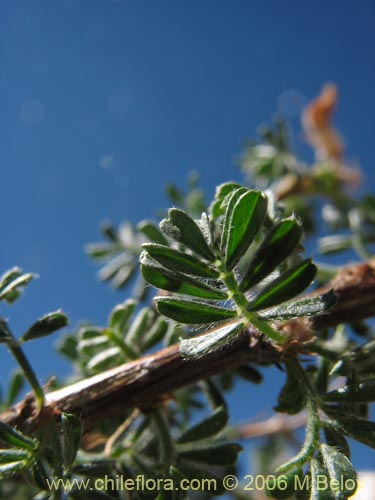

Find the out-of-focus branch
[[233, 413, 306, 440], [1, 260, 374, 437]]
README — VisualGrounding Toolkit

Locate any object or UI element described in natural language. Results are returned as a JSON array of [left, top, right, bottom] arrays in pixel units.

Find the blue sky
[[1, 0, 374, 472]]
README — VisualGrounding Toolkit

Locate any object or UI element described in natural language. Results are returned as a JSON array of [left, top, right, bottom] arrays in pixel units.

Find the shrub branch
[[1, 260, 374, 439]]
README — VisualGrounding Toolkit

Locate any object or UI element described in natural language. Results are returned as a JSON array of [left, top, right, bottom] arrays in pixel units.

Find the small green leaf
[[100, 221, 118, 242], [209, 182, 242, 218], [237, 365, 263, 384], [21, 310, 68, 341], [97, 254, 133, 281], [265, 468, 304, 499], [178, 442, 242, 466], [324, 380, 375, 403], [108, 299, 137, 333], [142, 256, 226, 300], [321, 444, 357, 497], [78, 329, 109, 356], [177, 406, 228, 443], [180, 320, 244, 357], [222, 189, 267, 270], [334, 417, 375, 449], [274, 360, 306, 414], [310, 458, 335, 500], [110, 264, 136, 289], [0, 319, 12, 344], [160, 208, 215, 261], [137, 220, 169, 245], [155, 297, 237, 324], [85, 243, 118, 259], [57, 334, 79, 361], [0, 269, 35, 303], [200, 380, 227, 410], [324, 425, 351, 458], [0, 421, 37, 451], [172, 463, 224, 496], [31, 459, 49, 491], [0, 449, 30, 464], [79, 327, 104, 340], [125, 306, 152, 343], [197, 212, 214, 247], [166, 183, 184, 204], [219, 189, 248, 258], [143, 244, 219, 278], [152, 412, 173, 465], [86, 347, 121, 371], [0, 460, 30, 477], [6, 370, 25, 406], [61, 413, 82, 469], [258, 290, 337, 321], [240, 217, 303, 291], [72, 461, 113, 478], [142, 317, 169, 351], [247, 259, 317, 311]]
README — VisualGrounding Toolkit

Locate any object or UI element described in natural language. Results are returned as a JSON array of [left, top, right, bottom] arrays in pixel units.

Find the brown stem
[[1, 260, 374, 437]]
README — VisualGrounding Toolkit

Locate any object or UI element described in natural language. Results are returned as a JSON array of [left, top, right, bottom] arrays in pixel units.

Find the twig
[[1, 260, 374, 438], [234, 413, 306, 440]]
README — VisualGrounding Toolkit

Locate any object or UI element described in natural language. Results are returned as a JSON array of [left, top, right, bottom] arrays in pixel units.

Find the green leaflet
[[197, 212, 214, 247], [152, 413, 174, 466], [247, 259, 317, 311], [61, 413, 82, 469], [177, 406, 228, 443], [237, 365, 263, 384], [320, 444, 357, 497], [171, 464, 225, 496], [141, 256, 227, 300], [85, 243, 119, 260], [323, 380, 375, 403], [142, 317, 169, 351], [0, 422, 37, 451], [0, 320, 11, 344], [72, 462, 113, 478], [220, 187, 248, 254], [21, 311, 68, 341], [310, 459, 335, 500], [142, 243, 219, 278], [108, 299, 137, 333], [160, 208, 215, 261], [6, 371, 25, 406], [265, 468, 304, 499], [324, 425, 351, 458], [154, 297, 237, 324], [137, 220, 169, 245], [0, 269, 35, 303], [180, 320, 244, 357], [332, 418, 375, 449], [274, 360, 306, 415], [200, 380, 227, 410], [0, 449, 30, 464], [258, 290, 337, 321], [209, 182, 241, 218], [0, 460, 30, 477], [240, 217, 303, 291], [221, 189, 267, 270], [178, 442, 242, 466], [87, 347, 121, 371], [125, 307, 152, 343]]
